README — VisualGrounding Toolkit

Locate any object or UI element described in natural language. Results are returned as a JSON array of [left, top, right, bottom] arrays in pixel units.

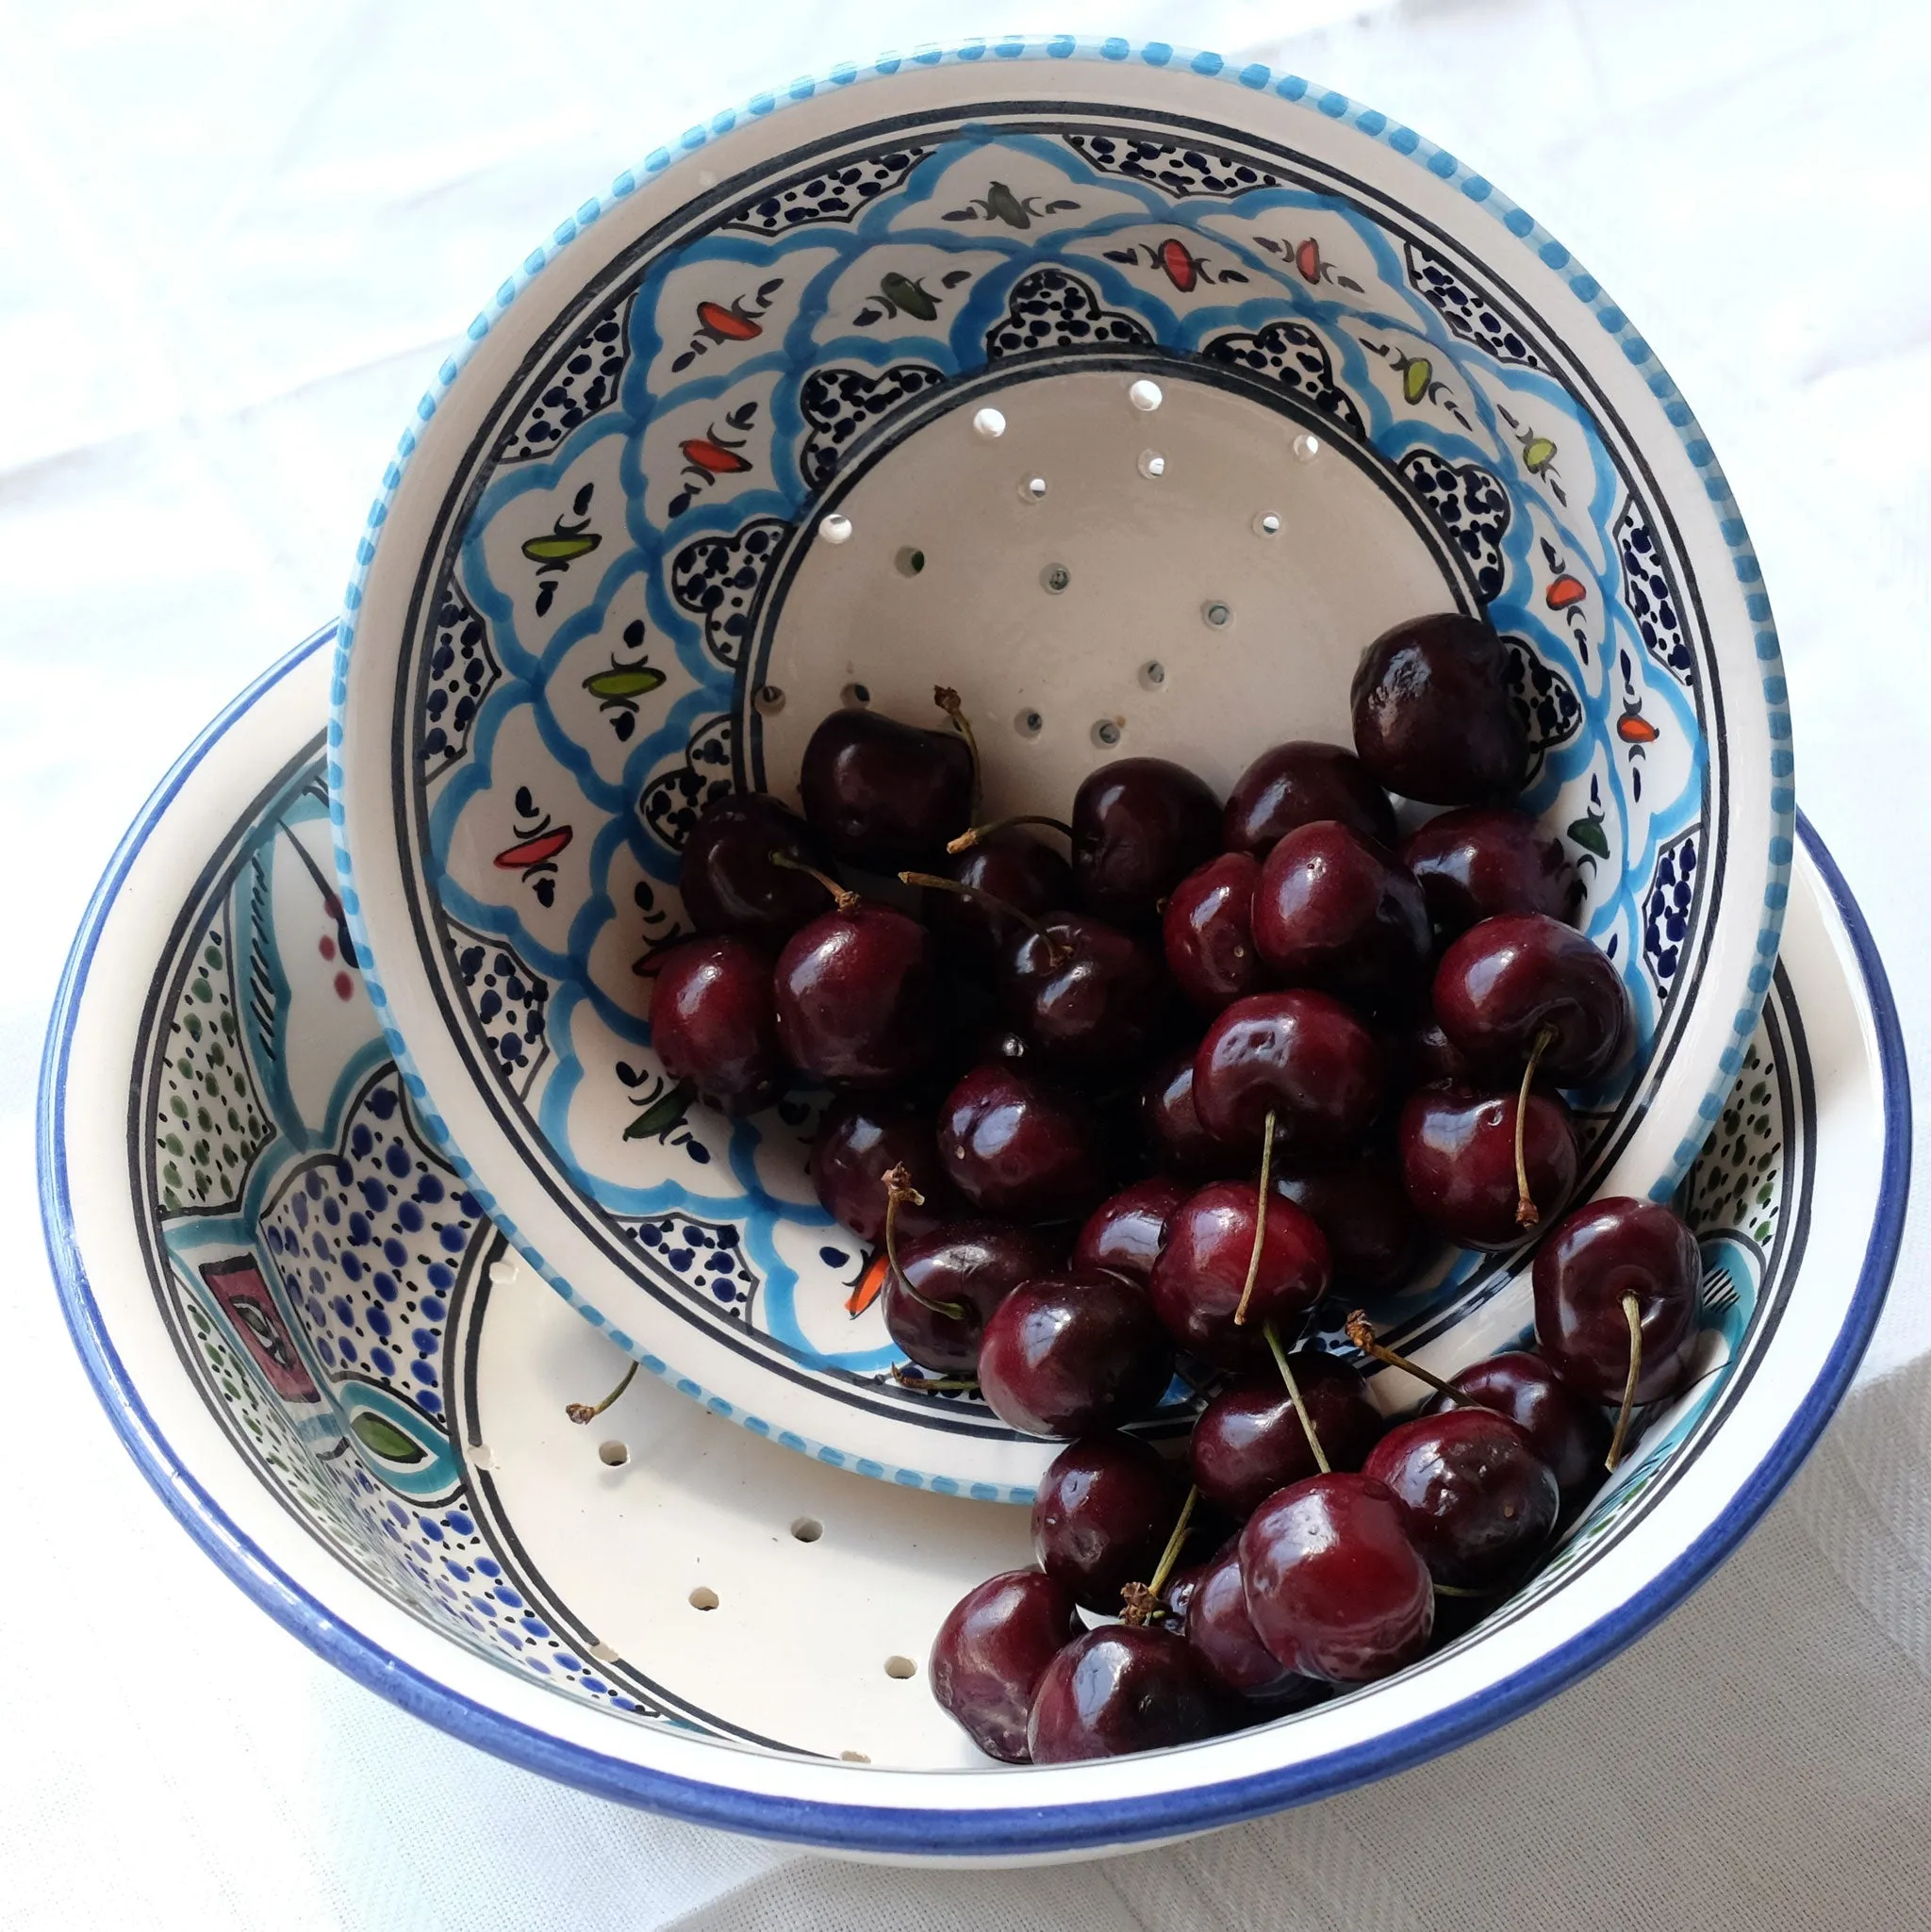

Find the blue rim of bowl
[[323, 38, 1797, 1493], [43, 628, 1895, 1857]]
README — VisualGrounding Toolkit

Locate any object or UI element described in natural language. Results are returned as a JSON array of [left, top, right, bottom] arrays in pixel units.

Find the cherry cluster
[[643, 610, 1704, 1764]]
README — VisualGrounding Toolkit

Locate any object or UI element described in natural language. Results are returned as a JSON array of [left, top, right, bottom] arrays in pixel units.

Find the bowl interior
[[334, 54, 1788, 1494], [120, 644, 1814, 1773]]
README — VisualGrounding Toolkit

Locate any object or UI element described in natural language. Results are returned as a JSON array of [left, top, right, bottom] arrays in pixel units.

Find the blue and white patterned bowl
[[42, 628, 1898, 1860], [330, 42, 1796, 1495]]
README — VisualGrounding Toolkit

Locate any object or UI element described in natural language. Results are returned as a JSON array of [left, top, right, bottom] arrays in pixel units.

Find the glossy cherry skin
[[797, 706, 973, 866], [773, 902, 937, 1087], [1395, 1015, 1474, 1090], [1398, 1082, 1578, 1250], [649, 937, 785, 1113], [1350, 612, 1527, 806], [1532, 1197, 1701, 1406], [1402, 806, 1574, 940], [678, 792, 832, 947], [1363, 1409, 1559, 1590], [1192, 990, 1385, 1160], [1032, 1433, 1185, 1615], [927, 830, 1073, 958], [886, 1221, 1061, 1377], [1186, 1547, 1323, 1709], [1223, 740, 1397, 858], [1253, 820, 1431, 1002], [1272, 1157, 1426, 1296], [1163, 854, 1265, 1012], [1074, 1176, 1190, 1287], [978, 1269, 1176, 1439], [1028, 1626, 1226, 1763], [1148, 1183, 1330, 1373], [1433, 1350, 1610, 1517], [1141, 1047, 1240, 1177], [938, 1065, 1108, 1222], [1071, 757, 1221, 927], [811, 1091, 958, 1244], [1002, 914, 1164, 1068], [1190, 1355, 1386, 1518], [930, 1569, 1083, 1762], [1239, 1473, 1435, 1682], [1434, 913, 1633, 1085]]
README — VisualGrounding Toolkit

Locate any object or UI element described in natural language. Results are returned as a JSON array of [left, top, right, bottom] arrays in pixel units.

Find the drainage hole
[[895, 546, 926, 577], [841, 682, 871, 708], [883, 1655, 916, 1679], [598, 1440, 629, 1467], [689, 1587, 719, 1611], [790, 1516, 824, 1543]]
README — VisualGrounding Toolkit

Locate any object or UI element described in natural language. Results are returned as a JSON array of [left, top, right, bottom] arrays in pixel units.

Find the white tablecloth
[[4, 1, 1928, 1924]]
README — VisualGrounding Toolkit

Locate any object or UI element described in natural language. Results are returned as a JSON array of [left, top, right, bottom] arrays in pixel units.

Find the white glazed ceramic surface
[[333, 44, 1792, 1493], [44, 630, 1894, 1861]]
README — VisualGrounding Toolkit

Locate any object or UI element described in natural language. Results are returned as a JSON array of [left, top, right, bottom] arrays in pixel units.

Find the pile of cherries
[[645, 610, 1704, 1765]]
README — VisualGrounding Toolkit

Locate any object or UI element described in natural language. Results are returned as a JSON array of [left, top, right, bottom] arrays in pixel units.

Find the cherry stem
[[566, 1359, 637, 1425], [1264, 1321, 1330, 1477], [945, 814, 1075, 855], [1232, 1109, 1278, 1326], [932, 686, 982, 812], [1120, 1485, 1199, 1625], [890, 1363, 981, 1392], [1434, 1580, 1505, 1599], [882, 1164, 966, 1322], [1606, 1292, 1644, 1471], [899, 871, 1070, 964], [767, 849, 858, 912], [1344, 1310, 1483, 1411], [1514, 1023, 1559, 1230]]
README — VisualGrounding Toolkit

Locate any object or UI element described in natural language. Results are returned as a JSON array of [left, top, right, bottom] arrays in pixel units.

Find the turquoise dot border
[[328, 36, 1792, 1496]]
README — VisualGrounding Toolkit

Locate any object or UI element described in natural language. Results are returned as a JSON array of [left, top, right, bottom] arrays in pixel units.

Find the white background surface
[[4, 1, 1930, 1924]]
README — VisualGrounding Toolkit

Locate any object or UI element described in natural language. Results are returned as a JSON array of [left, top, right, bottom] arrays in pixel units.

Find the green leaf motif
[[351, 1412, 426, 1464], [1566, 816, 1610, 860]]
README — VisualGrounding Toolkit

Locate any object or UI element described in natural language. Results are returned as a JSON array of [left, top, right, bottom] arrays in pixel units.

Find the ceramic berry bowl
[[41, 625, 1900, 1860], [330, 41, 1795, 1495]]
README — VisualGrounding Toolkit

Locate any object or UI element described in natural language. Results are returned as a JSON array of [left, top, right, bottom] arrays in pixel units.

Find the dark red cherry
[[1223, 740, 1397, 857], [1071, 757, 1221, 926], [1363, 1409, 1559, 1591], [926, 829, 1073, 957], [1398, 1082, 1578, 1250], [1402, 806, 1574, 939], [1027, 1626, 1225, 1762], [1239, 1473, 1434, 1682], [1350, 612, 1527, 805], [811, 1092, 957, 1243], [1163, 1555, 1213, 1631], [886, 1221, 1060, 1377], [1434, 913, 1633, 1086], [1074, 1176, 1190, 1287], [798, 705, 974, 866], [1031, 1433, 1184, 1616], [1190, 1355, 1386, 1518], [938, 1064, 1108, 1222], [930, 1569, 1083, 1763], [1148, 1182, 1329, 1372], [1532, 1197, 1701, 1407], [1186, 1547, 1323, 1709], [978, 1269, 1175, 1438], [677, 791, 832, 947], [1273, 1157, 1426, 1296], [1140, 1047, 1239, 1177], [1163, 853, 1264, 1012], [1252, 820, 1430, 1001], [1395, 1014, 1474, 1089], [649, 937, 785, 1113], [1192, 990, 1385, 1159], [773, 900, 938, 1087], [1002, 913, 1164, 1068], [1433, 1350, 1610, 1517]]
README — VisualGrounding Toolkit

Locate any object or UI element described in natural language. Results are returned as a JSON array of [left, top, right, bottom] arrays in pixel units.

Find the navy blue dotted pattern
[[618, 1214, 758, 1316], [1398, 449, 1510, 603], [1203, 318, 1366, 438], [722, 149, 930, 235], [670, 517, 790, 670], [451, 926, 550, 1092], [986, 267, 1152, 357], [1617, 497, 1694, 687], [1643, 828, 1699, 993], [638, 713, 734, 851], [1063, 131, 1284, 198], [499, 298, 631, 462], [798, 363, 946, 489], [421, 583, 501, 779], [1402, 241, 1548, 372]]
